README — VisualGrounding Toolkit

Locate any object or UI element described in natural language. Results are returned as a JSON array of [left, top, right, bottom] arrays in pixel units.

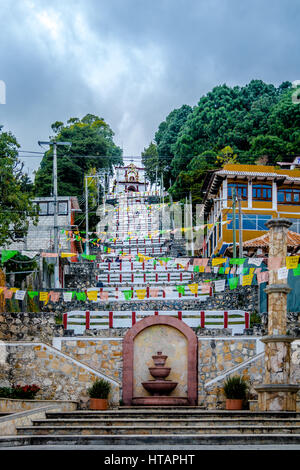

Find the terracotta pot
[[225, 398, 243, 410], [89, 398, 108, 410]]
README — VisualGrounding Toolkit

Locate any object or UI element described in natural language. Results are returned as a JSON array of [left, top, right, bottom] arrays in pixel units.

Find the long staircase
[[3, 192, 299, 447]]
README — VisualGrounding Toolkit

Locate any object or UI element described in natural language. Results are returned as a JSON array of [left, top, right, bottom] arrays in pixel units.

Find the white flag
[[214, 279, 226, 292], [63, 292, 73, 302], [248, 258, 263, 267], [15, 290, 26, 300], [278, 267, 288, 280]]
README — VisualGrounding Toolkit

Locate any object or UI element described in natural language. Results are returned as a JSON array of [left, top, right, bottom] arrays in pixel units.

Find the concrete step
[[16, 424, 300, 436], [30, 417, 300, 427], [45, 410, 300, 419], [2, 433, 300, 447]]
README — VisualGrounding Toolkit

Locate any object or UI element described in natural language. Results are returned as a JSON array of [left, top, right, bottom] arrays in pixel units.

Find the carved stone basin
[[149, 367, 171, 379], [142, 380, 178, 396]]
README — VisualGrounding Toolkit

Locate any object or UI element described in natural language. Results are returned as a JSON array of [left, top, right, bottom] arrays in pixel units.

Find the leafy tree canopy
[[34, 114, 123, 197], [148, 79, 299, 202], [0, 126, 38, 248]]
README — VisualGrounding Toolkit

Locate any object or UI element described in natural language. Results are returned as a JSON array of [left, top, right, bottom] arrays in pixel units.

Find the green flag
[[218, 267, 225, 274], [293, 264, 300, 276], [1, 250, 18, 264], [176, 285, 185, 295], [123, 290, 133, 300], [193, 265, 199, 272], [76, 292, 87, 301], [228, 277, 239, 290], [230, 258, 245, 265], [28, 291, 39, 299], [81, 254, 96, 261]]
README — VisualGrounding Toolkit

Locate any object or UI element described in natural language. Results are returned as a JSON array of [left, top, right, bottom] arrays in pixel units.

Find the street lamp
[[38, 140, 72, 288]]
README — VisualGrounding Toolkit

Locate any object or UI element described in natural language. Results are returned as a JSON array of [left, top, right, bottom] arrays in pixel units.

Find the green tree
[[154, 104, 193, 187], [34, 114, 123, 197], [141, 141, 159, 185], [0, 127, 39, 248]]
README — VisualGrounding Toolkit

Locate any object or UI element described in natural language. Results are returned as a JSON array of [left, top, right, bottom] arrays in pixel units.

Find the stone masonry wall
[[1, 343, 120, 408], [0, 312, 63, 344], [1, 334, 299, 408]]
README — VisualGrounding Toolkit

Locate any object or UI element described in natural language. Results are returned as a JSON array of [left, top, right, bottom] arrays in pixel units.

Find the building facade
[[202, 164, 300, 257], [112, 163, 148, 194], [5, 196, 82, 254]]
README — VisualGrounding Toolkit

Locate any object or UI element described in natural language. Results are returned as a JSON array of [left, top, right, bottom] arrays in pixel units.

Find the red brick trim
[[122, 315, 198, 406]]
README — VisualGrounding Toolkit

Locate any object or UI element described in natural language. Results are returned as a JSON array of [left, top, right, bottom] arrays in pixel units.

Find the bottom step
[[1, 434, 300, 447]]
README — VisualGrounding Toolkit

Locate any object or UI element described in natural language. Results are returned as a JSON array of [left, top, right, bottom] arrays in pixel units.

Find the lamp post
[[38, 140, 72, 288]]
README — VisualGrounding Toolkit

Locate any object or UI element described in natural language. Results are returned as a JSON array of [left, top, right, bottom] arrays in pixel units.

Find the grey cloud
[[0, 0, 299, 177]]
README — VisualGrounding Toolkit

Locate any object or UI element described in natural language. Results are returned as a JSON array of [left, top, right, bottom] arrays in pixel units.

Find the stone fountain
[[132, 351, 189, 406]]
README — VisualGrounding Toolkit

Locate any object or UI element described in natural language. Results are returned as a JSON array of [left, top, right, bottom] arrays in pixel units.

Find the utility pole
[[238, 195, 243, 257], [232, 187, 237, 258], [85, 175, 89, 256], [189, 191, 194, 256], [38, 140, 71, 288]]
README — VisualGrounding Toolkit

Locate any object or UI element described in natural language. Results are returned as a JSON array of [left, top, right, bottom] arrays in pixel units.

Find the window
[[38, 202, 48, 215], [58, 202, 68, 215], [227, 213, 272, 231], [278, 188, 300, 204], [288, 218, 300, 234], [37, 201, 68, 216], [228, 183, 248, 200], [218, 215, 222, 239], [252, 184, 272, 201]]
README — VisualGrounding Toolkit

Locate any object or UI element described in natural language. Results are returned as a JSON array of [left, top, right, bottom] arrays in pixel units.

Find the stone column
[[255, 218, 299, 411]]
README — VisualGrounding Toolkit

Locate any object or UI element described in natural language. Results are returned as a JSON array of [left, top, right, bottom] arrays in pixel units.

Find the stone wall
[[1, 342, 120, 408], [1, 334, 299, 408], [0, 312, 63, 344], [52, 333, 268, 406]]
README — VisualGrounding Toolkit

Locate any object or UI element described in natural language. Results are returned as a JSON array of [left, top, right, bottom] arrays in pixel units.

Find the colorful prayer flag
[[286, 256, 299, 269], [228, 277, 239, 290]]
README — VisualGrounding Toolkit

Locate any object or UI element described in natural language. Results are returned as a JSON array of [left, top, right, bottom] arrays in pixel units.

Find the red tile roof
[[244, 230, 300, 248]]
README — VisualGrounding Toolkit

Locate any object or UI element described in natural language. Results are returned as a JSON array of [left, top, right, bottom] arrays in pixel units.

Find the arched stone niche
[[123, 316, 198, 405]]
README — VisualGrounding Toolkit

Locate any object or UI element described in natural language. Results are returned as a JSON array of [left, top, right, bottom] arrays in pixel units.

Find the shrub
[[0, 384, 40, 399], [222, 376, 248, 399], [87, 378, 111, 399], [0, 387, 14, 398], [11, 384, 41, 399]]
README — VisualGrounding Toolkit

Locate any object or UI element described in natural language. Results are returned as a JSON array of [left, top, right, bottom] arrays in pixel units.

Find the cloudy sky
[[0, 0, 299, 176]]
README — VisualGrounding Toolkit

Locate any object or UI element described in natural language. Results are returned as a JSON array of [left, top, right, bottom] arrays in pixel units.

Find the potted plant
[[222, 375, 248, 410], [87, 378, 111, 410]]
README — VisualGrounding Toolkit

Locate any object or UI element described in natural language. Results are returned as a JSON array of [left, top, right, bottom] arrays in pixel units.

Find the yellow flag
[[61, 252, 77, 258], [249, 267, 255, 274], [212, 258, 226, 266], [87, 291, 98, 301], [242, 274, 254, 286], [225, 267, 230, 274], [188, 283, 199, 295], [39, 292, 49, 304], [286, 256, 299, 269], [136, 289, 146, 299]]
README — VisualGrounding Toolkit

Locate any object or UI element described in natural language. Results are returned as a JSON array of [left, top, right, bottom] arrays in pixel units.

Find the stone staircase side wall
[[203, 339, 300, 409], [2, 342, 120, 408]]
